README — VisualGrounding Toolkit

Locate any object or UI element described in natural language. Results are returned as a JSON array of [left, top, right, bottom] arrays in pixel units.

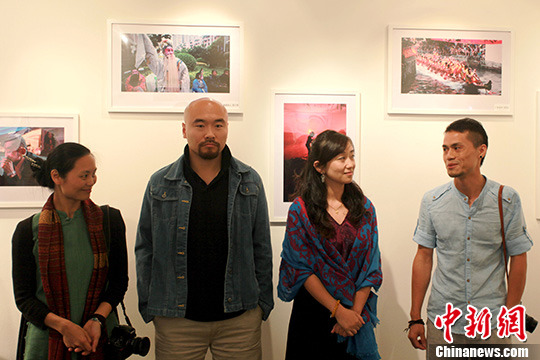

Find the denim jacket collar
[[163, 145, 251, 182]]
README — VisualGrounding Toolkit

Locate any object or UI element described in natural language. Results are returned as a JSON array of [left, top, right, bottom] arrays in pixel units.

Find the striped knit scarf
[[38, 194, 108, 360]]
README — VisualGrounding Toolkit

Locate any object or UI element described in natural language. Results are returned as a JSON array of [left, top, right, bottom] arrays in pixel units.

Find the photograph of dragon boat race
[[401, 37, 502, 96]]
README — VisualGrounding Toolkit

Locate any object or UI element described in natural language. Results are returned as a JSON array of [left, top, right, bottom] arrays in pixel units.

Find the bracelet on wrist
[[90, 313, 106, 330], [330, 300, 341, 318], [404, 318, 425, 332]]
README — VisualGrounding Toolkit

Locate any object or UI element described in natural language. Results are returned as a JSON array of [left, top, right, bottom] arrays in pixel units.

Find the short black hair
[[445, 118, 488, 165]]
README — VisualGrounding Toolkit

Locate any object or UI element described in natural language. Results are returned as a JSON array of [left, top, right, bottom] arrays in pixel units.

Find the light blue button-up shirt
[[414, 178, 532, 334]]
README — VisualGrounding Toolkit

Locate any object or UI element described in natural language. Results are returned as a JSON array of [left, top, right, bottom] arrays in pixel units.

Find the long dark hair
[[293, 130, 366, 239], [31, 142, 92, 189]]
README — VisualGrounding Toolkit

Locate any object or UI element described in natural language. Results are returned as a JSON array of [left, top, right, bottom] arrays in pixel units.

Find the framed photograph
[[388, 26, 513, 115], [0, 114, 79, 208], [108, 21, 243, 113], [272, 92, 359, 221]]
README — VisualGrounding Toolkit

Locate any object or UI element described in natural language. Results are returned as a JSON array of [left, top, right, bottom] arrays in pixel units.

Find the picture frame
[[536, 92, 540, 219], [272, 92, 360, 221], [387, 26, 513, 115], [0, 114, 79, 208], [108, 21, 243, 113]]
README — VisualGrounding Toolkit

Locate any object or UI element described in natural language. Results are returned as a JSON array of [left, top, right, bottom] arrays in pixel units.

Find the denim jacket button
[[227, 297, 233, 302]]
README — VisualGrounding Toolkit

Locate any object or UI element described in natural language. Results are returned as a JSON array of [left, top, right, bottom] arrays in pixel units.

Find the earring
[[321, 173, 326, 183]]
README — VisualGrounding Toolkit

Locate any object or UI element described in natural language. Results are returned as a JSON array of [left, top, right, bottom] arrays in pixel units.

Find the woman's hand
[[83, 319, 103, 353], [334, 305, 364, 336], [59, 321, 93, 355], [301, 276, 365, 337], [331, 323, 349, 337]]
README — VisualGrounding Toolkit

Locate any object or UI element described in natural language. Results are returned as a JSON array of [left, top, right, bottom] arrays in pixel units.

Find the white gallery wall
[[1, 1, 539, 359]]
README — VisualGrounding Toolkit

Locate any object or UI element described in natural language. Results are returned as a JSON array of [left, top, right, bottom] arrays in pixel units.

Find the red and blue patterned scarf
[[38, 193, 108, 360], [278, 197, 382, 360]]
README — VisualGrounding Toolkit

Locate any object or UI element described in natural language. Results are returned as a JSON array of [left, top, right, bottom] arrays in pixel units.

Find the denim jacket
[[135, 153, 273, 323]]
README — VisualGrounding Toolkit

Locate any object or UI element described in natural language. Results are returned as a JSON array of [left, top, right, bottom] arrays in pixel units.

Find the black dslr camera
[[105, 324, 150, 359], [105, 301, 151, 359]]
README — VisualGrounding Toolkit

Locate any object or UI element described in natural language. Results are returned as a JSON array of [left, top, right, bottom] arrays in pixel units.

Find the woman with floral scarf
[[278, 130, 382, 360]]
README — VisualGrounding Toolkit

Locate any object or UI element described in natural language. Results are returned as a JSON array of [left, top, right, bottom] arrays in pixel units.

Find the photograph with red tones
[[0, 127, 65, 187], [0, 114, 78, 207], [388, 27, 512, 115], [273, 93, 359, 219], [401, 37, 502, 95], [282, 103, 348, 202]]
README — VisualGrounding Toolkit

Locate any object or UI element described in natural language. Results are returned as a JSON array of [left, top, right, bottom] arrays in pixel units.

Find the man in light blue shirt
[[407, 118, 532, 358]]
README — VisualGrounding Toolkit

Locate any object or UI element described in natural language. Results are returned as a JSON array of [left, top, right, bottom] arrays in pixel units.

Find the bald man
[[135, 98, 273, 360]]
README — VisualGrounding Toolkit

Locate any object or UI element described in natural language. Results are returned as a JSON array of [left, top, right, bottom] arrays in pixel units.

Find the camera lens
[[132, 337, 151, 356]]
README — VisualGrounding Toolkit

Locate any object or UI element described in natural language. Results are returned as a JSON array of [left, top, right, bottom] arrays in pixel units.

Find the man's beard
[[447, 168, 463, 178], [198, 141, 220, 160]]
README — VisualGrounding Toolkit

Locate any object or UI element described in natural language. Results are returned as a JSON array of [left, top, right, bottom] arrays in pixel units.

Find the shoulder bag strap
[[498, 185, 510, 281]]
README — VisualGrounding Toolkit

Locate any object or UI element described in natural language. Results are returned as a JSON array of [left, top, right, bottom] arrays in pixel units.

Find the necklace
[[328, 202, 344, 214]]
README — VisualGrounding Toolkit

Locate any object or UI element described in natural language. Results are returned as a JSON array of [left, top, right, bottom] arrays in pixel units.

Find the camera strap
[[100, 205, 133, 328], [101, 205, 111, 253]]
